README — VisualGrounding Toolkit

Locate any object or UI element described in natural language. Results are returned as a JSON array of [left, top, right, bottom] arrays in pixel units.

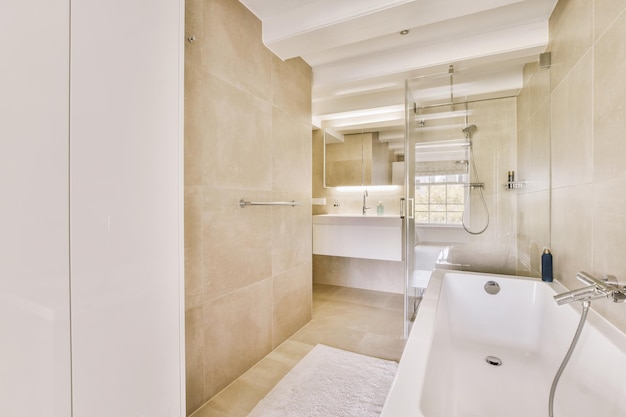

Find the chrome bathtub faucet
[[549, 270, 626, 417], [553, 271, 626, 305], [362, 189, 370, 215]]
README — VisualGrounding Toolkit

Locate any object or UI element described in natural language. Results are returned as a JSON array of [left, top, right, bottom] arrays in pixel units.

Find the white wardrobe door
[[69, 0, 184, 416], [0, 1, 72, 416]]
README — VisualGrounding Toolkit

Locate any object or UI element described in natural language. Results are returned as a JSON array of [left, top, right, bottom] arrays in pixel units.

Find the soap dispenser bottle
[[377, 201, 384, 216], [542, 248, 553, 282]]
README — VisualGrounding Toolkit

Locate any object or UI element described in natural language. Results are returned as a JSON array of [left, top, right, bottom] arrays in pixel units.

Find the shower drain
[[485, 356, 503, 366]]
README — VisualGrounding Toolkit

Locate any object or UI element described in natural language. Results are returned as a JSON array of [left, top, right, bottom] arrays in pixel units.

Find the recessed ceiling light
[[399, 29, 410, 35]]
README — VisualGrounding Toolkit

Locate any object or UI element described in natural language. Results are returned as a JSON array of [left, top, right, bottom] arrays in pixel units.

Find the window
[[415, 173, 467, 225]]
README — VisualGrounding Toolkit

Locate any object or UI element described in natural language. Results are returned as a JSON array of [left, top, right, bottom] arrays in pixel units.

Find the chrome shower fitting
[[462, 124, 477, 139], [548, 270, 625, 417], [553, 271, 626, 305]]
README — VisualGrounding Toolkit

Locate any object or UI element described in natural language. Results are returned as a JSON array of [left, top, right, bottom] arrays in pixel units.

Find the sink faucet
[[554, 271, 626, 305], [362, 190, 370, 215]]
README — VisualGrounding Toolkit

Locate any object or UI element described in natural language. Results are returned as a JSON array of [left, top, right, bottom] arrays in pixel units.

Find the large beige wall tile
[[271, 191, 311, 275], [527, 99, 551, 192], [272, 262, 313, 347], [590, 292, 626, 335], [517, 66, 532, 128], [185, 0, 202, 69], [593, 11, 626, 180], [594, 0, 626, 41], [202, 188, 272, 302], [184, 65, 206, 187], [272, 109, 312, 193], [517, 121, 530, 177], [549, 0, 593, 89], [201, 73, 273, 189], [592, 178, 626, 283], [201, 0, 272, 101], [529, 63, 551, 112], [312, 129, 325, 196], [186, 306, 204, 414], [551, 51, 593, 188], [202, 279, 273, 399], [592, 177, 626, 333], [551, 184, 593, 287], [185, 186, 203, 311], [272, 56, 312, 124]]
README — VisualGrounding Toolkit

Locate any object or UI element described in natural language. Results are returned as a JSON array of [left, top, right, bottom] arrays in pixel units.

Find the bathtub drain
[[484, 280, 501, 295], [485, 356, 502, 366]]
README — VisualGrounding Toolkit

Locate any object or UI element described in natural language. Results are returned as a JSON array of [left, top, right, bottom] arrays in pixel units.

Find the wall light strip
[[335, 185, 402, 193]]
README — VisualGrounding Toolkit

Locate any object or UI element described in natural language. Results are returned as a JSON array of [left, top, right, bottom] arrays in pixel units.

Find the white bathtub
[[381, 270, 626, 417]]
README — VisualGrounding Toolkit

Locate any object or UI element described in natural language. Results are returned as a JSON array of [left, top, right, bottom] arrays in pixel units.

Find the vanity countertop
[[312, 214, 401, 226]]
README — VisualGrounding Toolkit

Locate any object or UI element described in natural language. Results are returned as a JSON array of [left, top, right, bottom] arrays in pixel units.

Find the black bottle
[[542, 249, 553, 282]]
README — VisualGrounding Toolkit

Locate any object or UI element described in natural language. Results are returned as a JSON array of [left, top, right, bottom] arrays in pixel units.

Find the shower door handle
[[400, 197, 405, 218], [407, 198, 414, 219]]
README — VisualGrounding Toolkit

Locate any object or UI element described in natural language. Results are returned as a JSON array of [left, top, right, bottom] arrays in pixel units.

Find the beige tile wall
[[184, 0, 313, 414], [325, 133, 373, 187], [541, 0, 626, 332]]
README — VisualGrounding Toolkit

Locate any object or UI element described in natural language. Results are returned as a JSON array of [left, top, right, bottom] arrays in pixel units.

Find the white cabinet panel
[[0, 1, 72, 416], [313, 215, 402, 261], [69, 1, 184, 416]]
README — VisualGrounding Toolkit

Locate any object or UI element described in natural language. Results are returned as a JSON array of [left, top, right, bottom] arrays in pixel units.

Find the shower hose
[[548, 300, 590, 417], [461, 141, 489, 235]]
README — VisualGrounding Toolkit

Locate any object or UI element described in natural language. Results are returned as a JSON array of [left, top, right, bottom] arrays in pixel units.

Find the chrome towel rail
[[239, 199, 301, 208]]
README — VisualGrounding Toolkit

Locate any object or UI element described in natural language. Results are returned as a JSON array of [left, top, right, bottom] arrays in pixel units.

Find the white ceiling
[[239, 0, 558, 136]]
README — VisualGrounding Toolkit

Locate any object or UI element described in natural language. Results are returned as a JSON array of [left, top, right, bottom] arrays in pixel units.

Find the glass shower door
[[403, 80, 417, 337]]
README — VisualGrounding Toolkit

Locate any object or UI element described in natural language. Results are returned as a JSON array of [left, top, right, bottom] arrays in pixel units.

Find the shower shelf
[[504, 181, 524, 190]]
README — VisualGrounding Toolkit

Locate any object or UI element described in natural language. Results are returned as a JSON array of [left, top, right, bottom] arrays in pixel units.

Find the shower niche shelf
[[504, 181, 524, 190]]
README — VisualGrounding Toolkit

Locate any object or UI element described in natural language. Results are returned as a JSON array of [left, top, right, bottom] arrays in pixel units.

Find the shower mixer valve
[[553, 271, 626, 305]]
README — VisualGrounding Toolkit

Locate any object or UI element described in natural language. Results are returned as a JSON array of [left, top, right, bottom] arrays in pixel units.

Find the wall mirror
[[323, 129, 404, 187]]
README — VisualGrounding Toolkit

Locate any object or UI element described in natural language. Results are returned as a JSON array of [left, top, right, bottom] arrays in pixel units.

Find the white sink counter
[[312, 214, 402, 261]]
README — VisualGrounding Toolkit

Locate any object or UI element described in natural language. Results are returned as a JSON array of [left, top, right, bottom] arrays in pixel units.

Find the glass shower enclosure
[[403, 61, 551, 335]]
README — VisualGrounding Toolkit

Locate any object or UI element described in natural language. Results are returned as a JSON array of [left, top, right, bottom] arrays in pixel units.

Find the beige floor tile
[[190, 404, 235, 417], [289, 319, 367, 351], [312, 300, 404, 337], [356, 332, 407, 362], [311, 282, 342, 299], [192, 283, 407, 416], [271, 339, 314, 363], [205, 377, 266, 416]]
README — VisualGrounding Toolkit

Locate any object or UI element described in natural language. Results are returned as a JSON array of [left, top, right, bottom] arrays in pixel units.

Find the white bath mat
[[246, 344, 398, 417]]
